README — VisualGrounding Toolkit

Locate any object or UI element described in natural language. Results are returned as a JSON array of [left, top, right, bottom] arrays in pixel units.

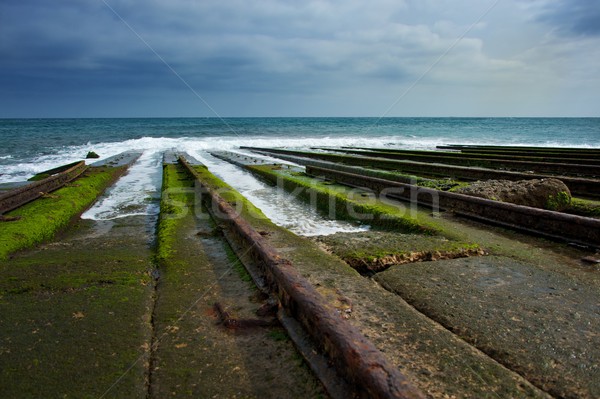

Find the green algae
[[545, 191, 572, 211], [0, 166, 124, 260], [156, 165, 195, 262], [567, 197, 600, 218], [248, 164, 443, 235], [188, 164, 268, 222], [0, 213, 155, 398], [27, 173, 51, 181], [154, 162, 325, 399], [313, 231, 483, 274]]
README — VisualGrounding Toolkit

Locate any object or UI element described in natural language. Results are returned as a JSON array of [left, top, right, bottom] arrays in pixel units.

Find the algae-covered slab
[[247, 164, 443, 234], [151, 163, 325, 398], [312, 230, 484, 274], [375, 255, 600, 399], [0, 216, 155, 398], [0, 166, 126, 260], [190, 159, 550, 398]]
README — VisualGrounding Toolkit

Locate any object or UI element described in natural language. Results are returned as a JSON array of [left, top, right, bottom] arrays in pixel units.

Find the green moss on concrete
[[156, 165, 195, 262], [188, 164, 268, 222], [224, 240, 253, 283], [154, 162, 324, 398], [314, 231, 483, 273], [567, 197, 600, 218], [27, 173, 51, 182], [0, 213, 154, 398], [0, 166, 124, 260], [248, 164, 444, 235]]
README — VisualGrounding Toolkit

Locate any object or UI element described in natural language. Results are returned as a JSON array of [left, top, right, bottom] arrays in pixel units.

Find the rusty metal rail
[[323, 148, 600, 177], [438, 145, 600, 159], [177, 155, 425, 399], [0, 161, 88, 214], [305, 165, 600, 249], [241, 147, 600, 198], [343, 147, 600, 166]]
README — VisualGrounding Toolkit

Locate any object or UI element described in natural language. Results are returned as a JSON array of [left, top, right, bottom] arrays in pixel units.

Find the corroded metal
[[177, 155, 425, 399], [438, 145, 600, 159], [324, 148, 600, 177], [344, 147, 600, 166], [0, 161, 87, 214], [305, 165, 600, 249], [242, 147, 600, 198]]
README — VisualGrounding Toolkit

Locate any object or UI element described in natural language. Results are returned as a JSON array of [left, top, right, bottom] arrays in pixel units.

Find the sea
[[1, 117, 599, 235]]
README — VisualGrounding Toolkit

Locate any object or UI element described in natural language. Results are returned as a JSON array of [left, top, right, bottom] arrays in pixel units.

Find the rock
[[86, 151, 100, 159], [455, 178, 571, 211]]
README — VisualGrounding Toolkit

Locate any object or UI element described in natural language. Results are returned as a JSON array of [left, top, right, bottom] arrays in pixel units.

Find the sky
[[1, 0, 600, 118]]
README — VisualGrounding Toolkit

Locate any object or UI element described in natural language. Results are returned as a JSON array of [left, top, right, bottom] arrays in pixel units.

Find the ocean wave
[[2, 132, 598, 184]]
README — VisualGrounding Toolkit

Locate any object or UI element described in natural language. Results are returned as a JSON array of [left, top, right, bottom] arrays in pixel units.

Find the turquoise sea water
[[1, 117, 598, 230], [0, 118, 600, 182], [1, 117, 599, 182]]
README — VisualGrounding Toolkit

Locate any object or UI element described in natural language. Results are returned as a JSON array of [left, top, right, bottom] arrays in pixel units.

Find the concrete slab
[[375, 255, 600, 398], [89, 151, 142, 167]]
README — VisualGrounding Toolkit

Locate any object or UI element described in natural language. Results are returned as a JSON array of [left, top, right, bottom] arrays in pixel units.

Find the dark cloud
[[1, 0, 599, 117], [535, 0, 600, 37]]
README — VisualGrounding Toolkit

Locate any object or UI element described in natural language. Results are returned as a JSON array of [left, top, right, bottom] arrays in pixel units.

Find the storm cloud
[[535, 0, 600, 37], [1, 0, 599, 117]]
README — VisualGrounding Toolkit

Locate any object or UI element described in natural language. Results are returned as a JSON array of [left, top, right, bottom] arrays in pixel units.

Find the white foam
[[0, 133, 520, 183], [81, 150, 163, 220], [190, 151, 369, 236]]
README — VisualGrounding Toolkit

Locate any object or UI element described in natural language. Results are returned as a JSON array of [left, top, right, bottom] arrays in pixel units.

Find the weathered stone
[[85, 151, 100, 159], [455, 178, 572, 211]]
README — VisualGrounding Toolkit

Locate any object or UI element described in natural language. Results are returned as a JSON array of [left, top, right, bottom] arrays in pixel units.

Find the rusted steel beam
[[0, 161, 87, 215], [305, 165, 600, 249], [328, 148, 600, 174], [438, 145, 600, 159], [241, 147, 600, 198], [342, 147, 600, 166], [177, 155, 425, 399], [440, 144, 600, 152]]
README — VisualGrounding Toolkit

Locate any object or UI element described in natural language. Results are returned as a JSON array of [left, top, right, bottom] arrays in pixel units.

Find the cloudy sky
[[1, 0, 599, 117]]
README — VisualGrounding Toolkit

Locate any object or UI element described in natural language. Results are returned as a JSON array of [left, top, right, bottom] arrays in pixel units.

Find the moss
[[27, 173, 50, 182], [0, 166, 124, 260], [156, 165, 195, 261], [0, 210, 154, 398], [314, 231, 483, 274], [188, 164, 268, 223], [566, 197, 600, 218], [268, 329, 290, 342], [545, 191, 571, 211], [248, 164, 443, 235], [224, 240, 253, 283]]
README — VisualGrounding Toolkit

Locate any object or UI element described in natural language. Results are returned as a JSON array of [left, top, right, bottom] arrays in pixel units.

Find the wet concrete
[[375, 255, 599, 398], [0, 215, 156, 398], [151, 161, 326, 398]]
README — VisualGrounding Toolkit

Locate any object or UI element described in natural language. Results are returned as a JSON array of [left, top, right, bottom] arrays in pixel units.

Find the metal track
[[342, 147, 600, 166], [0, 161, 88, 215], [322, 148, 600, 177], [241, 147, 600, 198], [304, 165, 600, 249], [437, 145, 600, 159]]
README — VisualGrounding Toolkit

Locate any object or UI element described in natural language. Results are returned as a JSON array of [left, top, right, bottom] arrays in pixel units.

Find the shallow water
[[4, 117, 599, 232], [191, 151, 368, 236]]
